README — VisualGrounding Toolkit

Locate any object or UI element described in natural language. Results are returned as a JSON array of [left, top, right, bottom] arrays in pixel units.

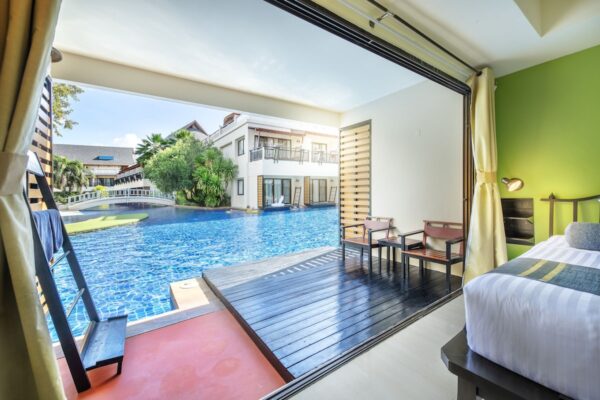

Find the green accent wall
[[496, 45, 600, 259]]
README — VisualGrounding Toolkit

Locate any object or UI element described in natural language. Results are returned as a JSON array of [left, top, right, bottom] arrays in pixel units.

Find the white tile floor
[[290, 296, 466, 400]]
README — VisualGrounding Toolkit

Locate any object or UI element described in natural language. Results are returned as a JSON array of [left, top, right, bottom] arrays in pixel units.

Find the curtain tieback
[[0, 152, 28, 195], [476, 170, 497, 184]]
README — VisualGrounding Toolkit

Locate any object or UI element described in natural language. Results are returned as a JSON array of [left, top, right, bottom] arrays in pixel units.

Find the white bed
[[464, 235, 600, 400]]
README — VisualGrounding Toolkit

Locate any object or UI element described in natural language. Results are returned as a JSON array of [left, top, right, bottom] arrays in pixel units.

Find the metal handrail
[[250, 147, 264, 162], [250, 146, 338, 164], [67, 188, 175, 204], [312, 151, 339, 164]]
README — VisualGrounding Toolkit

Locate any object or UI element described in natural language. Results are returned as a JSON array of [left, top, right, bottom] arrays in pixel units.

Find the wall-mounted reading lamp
[[501, 177, 524, 192]]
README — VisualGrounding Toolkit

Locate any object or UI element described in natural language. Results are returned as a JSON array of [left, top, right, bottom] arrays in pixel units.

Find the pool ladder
[[26, 151, 128, 392]]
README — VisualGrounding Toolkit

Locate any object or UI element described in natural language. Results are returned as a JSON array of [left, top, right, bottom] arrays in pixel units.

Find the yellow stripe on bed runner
[[541, 263, 567, 282], [518, 259, 548, 277]]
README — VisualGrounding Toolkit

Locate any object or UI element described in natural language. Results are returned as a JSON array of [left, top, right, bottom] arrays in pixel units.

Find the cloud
[[112, 133, 142, 148]]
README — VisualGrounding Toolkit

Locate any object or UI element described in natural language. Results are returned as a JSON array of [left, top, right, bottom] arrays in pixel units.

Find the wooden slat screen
[[303, 176, 310, 206], [29, 76, 52, 210], [257, 175, 263, 209], [339, 122, 371, 238]]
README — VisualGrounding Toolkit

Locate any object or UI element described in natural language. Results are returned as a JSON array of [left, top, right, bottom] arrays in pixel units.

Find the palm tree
[[193, 147, 238, 207], [63, 159, 90, 193], [53, 156, 90, 193], [53, 155, 68, 190], [171, 129, 194, 142], [135, 133, 169, 165]]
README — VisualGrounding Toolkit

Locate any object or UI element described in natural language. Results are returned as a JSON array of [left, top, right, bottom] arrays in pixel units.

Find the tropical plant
[[171, 129, 194, 142], [193, 147, 237, 207], [95, 185, 108, 197], [52, 83, 84, 136], [142, 133, 237, 207], [53, 155, 68, 190], [53, 155, 90, 193], [143, 135, 206, 201], [135, 133, 170, 166]]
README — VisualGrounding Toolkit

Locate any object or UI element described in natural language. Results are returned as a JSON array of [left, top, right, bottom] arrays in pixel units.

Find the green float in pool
[[66, 213, 148, 234]]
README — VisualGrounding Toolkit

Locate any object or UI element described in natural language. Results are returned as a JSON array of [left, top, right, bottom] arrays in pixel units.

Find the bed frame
[[442, 193, 600, 400], [541, 193, 600, 236]]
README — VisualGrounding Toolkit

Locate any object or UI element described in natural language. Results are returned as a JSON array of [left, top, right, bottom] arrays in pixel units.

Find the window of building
[[95, 155, 114, 161], [237, 137, 245, 156], [311, 179, 328, 203], [237, 178, 244, 195], [312, 142, 327, 162], [263, 178, 291, 205], [254, 136, 291, 149]]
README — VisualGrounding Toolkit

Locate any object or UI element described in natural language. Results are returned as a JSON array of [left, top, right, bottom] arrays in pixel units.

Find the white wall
[[341, 80, 464, 274], [212, 124, 249, 209]]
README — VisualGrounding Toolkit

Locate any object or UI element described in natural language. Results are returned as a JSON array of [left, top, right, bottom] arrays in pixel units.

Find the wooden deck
[[204, 248, 461, 380]]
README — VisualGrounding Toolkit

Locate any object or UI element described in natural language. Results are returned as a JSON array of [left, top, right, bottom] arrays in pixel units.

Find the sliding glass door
[[311, 179, 327, 203], [264, 178, 292, 205]]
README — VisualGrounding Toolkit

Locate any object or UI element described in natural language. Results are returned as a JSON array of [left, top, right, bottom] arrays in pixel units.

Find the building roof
[[54, 144, 135, 166], [165, 120, 209, 142]]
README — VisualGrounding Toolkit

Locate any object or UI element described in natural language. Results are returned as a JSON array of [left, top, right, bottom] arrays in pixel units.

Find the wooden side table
[[377, 236, 423, 276]]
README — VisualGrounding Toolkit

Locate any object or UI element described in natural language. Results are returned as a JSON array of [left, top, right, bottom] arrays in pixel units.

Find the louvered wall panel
[[29, 76, 52, 210], [339, 122, 371, 238], [257, 175, 264, 209], [303, 176, 310, 205]]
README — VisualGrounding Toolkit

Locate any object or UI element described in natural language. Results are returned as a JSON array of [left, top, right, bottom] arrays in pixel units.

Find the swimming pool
[[49, 206, 339, 340]]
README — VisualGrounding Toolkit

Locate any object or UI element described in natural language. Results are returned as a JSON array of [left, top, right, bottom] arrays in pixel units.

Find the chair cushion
[[565, 222, 600, 251]]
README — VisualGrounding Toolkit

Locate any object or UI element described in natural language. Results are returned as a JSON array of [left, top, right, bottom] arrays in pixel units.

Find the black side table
[[377, 236, 423, 276]]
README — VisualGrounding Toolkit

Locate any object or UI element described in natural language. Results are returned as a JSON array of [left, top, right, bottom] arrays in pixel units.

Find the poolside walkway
[[60, 310, 285, 400], [58, 247, 336, 399]]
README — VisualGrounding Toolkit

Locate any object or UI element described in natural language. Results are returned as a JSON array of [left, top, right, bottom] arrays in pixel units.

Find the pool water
[[49, 206, 339, 340]]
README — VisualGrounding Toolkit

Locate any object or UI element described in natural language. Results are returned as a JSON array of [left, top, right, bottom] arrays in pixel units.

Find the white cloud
[[112, 133, 143, 148]]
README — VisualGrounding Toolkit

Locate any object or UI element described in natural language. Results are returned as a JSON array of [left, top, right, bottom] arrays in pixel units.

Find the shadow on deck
[[204, 248, 461, 381]]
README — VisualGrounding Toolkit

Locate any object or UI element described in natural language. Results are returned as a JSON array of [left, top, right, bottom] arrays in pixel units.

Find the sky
[[54, 82, 231, 148]]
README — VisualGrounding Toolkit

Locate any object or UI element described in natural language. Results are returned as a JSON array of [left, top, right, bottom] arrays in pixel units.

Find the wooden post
[[548, 193, 555, 236]]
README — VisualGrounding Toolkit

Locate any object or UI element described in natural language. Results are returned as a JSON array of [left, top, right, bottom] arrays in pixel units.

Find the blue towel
[[32, 210, 64, 262]]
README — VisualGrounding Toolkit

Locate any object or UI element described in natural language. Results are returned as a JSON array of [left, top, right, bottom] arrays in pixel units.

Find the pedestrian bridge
[[66, 189, 175, 210]]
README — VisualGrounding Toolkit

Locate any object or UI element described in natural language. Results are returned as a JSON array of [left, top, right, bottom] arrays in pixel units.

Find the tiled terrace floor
[[60, 310, 285, 400]]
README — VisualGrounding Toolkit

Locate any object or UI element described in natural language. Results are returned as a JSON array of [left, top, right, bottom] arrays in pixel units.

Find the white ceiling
[[55, 0, 600, 111], [54, 0, 424, 113], [384, 0, 600, 76]]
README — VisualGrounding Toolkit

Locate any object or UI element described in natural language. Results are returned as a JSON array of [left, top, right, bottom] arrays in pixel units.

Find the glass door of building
[[264, 178, 292, 205], [311, 179, 327, 203]]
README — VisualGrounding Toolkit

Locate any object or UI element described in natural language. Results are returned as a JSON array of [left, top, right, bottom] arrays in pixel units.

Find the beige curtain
[[463, 68, 507, 284], [0, 1, 64, 399]]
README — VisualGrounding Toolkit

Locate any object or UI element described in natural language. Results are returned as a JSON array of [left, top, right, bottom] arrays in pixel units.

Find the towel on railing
[[32, 210, 64, 262]]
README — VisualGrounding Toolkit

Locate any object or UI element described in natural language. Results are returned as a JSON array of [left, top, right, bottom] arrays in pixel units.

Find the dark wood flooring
[[204, 248, 461, 380]]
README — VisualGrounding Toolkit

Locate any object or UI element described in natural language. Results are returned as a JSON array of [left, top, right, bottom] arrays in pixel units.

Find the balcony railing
[[311, 151, 339, 164], [249, 146, 337, 164]]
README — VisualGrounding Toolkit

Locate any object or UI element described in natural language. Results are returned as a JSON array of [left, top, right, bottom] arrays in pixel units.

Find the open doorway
[[43, 0, 471, 397]]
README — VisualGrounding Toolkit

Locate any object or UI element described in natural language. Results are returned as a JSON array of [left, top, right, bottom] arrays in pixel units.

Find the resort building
[[2, 1, 600, 400], [54, 144, 136, 188], [209, 113, 339, 209]]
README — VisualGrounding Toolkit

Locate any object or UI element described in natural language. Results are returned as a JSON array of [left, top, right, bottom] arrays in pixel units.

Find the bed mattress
[[464, 235, 600, 400]]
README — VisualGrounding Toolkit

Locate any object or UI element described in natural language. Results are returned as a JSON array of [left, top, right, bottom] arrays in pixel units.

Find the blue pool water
[[49, 206, 339, 340]]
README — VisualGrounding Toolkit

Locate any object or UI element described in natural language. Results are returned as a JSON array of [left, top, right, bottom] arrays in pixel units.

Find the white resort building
[[209, 113, 339, 210]]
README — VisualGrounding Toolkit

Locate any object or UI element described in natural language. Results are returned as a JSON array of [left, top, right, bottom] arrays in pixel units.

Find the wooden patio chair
[[398, 220, 464, 291], [341, 216, 393, 272]]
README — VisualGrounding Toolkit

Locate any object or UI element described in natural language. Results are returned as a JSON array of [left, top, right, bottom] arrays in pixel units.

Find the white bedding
[[464, 235, 600, 400]]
